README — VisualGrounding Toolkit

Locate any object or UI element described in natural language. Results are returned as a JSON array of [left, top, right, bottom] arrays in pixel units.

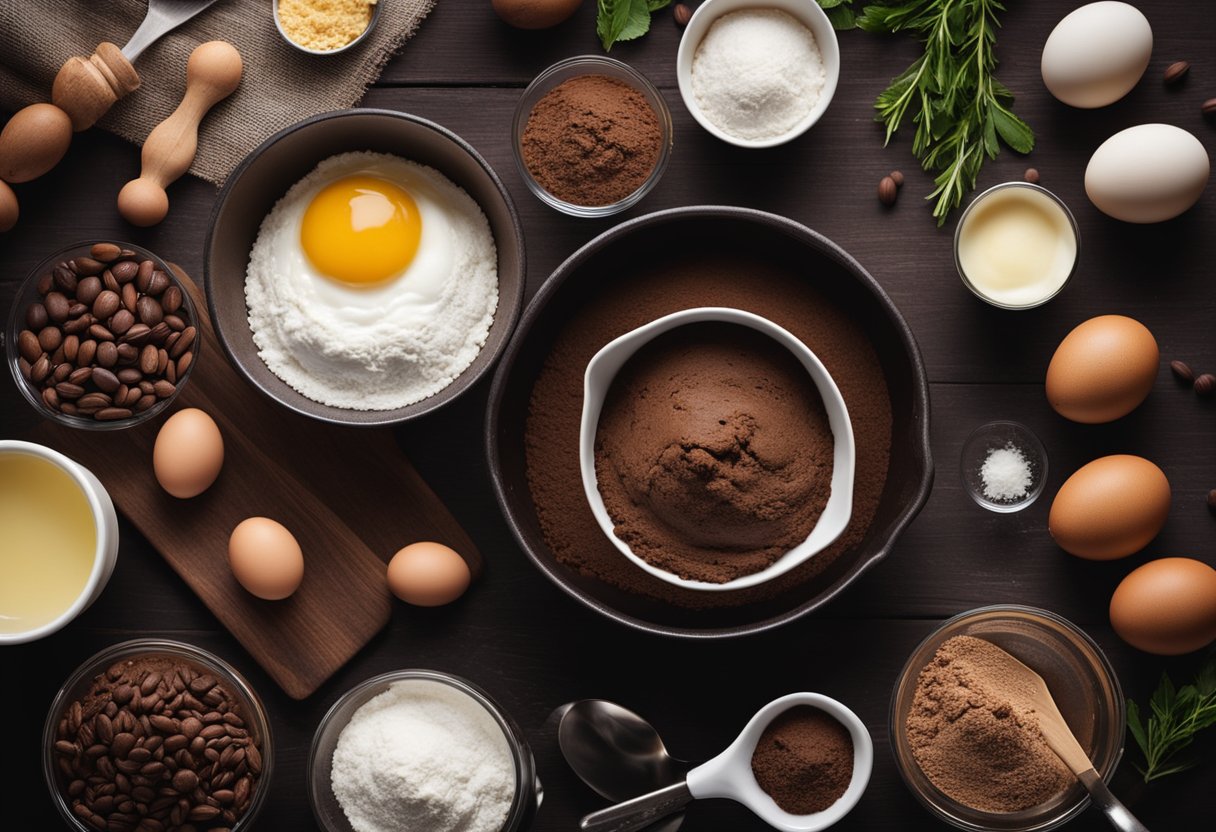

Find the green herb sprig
[[597, 0, 672, 51], [817, 0, 859, 30], [857, 0, 1034, 225], [1127, 656, 1216, 783]]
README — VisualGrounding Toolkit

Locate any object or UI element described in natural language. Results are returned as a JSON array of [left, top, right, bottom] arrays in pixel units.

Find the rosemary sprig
[[857, 0, 1034, 225], [1127, 656, 1216, 783]]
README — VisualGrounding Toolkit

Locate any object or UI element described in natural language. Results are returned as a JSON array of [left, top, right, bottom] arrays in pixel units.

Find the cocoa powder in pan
[[523, 253, 892, 609]]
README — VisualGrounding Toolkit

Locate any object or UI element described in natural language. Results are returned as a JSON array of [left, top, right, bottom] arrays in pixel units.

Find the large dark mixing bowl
[[486, 207, 933, 637]]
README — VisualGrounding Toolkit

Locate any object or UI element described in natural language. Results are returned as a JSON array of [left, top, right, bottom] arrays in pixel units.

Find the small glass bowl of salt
[[960, 421, 1048, 513]]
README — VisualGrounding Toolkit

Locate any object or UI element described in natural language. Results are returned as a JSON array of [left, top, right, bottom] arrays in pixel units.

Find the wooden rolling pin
[[0, 0, 223, 231], [118, 41, 242, 226]]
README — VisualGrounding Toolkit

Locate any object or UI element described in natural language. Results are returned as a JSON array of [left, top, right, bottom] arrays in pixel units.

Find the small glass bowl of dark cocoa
[[889, 605, 1125, 831], [43, 638, 272, 832], [6, 240, 200, 430], [512, 56, 674, 217]]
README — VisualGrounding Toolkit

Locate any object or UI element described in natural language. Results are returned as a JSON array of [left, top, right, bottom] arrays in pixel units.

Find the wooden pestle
[[117, 41, 242, 227], [0, 42, 140, 230]]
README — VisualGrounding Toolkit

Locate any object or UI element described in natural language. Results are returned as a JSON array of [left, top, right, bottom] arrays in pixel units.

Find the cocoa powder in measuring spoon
[[751, 706, 854, 814], [521, 75, 662, 206]]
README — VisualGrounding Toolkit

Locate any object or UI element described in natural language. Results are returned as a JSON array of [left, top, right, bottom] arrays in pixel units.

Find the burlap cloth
[[0, 0, 435, 184]]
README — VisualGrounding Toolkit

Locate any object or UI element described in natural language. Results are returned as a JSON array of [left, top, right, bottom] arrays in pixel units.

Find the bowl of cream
[[580, 307, 856, 592], [676, 0, 841, 148], [954, 182, 1081, 309]]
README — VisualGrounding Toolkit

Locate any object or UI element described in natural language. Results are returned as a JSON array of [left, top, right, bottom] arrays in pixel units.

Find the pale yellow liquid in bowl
[[0, 453, 96, 633], [957, 185, 1077, 308]]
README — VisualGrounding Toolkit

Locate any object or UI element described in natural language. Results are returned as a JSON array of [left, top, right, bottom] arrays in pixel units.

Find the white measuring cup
[[579, 693, 873, 832]]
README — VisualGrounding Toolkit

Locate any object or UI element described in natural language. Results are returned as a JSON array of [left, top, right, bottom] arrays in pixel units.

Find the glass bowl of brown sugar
[[512, 56, 673, 218], [889, 605, 1125, 831]]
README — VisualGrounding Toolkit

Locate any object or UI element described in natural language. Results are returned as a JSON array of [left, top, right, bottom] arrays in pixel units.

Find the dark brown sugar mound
[[594, 322, 834, 583], [523, 253, 892, 609], [751, 706, 854, 815]]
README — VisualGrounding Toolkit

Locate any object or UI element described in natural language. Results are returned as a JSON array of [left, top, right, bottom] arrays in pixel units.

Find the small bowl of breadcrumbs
[[274, 0, 383, 56]]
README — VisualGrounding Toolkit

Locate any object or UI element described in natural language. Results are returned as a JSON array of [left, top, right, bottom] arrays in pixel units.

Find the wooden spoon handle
[[118, 41, 242, 227], [51, 42, 141, 131]]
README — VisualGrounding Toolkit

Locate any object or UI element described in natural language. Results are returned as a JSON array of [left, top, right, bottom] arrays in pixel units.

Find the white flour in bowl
[[331, 678, 516, 832], [691, 9, 826, 141], [245, 151, 498, 411]]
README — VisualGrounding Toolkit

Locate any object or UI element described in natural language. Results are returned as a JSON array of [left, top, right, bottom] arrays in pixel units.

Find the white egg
[[1085, 124, 1210, 223], [1041, 2, 1152, 108]]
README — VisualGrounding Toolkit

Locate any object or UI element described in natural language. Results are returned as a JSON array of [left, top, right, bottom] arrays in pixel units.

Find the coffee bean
[[96, 341, 118, 368], [89, 323, 115, 342], [91, 243, 122, 262], [149, 715, 177, 734], [161, 286, 183, 314], [18, 329, 41, 363], [188, 804, 221, 822], [172, 769, 198, 793], [103, 269, 120, 293], [1195, 373, 1215, 396], [93, 290, 121, 319], [117, 368, 142, 384], [26, 302, 49, 329], [44, 291, 69, 321], [64, 335, 79, 362], [164, 314, 185, 332], [87, 367, 118, 393], [878, 175, 898, 206], [111, 260, 139, 284], [176, 352, 193, 378], [77, 340, 97, 367], [1208, 489, 1216, 513], [74, 275, 103, 306], [153, 380, 176, 399], [140, 344, 159, 375], [67, 366, 93, 385], [1171, 360, 1195, 383], [110, 309, 135, 335], [53, 265, 78, 293], [122, 323, 152, 345], [55, 382, 85, 400], [64, 315, 93, 335], [170, 327, 196, 360], [137, 296, 164, 326], [116, 343, 139, 363], [136, 260, 154, 292], [39, 325, 63, 352], [122, 282, 138, 314], [74, 257, 105, 276], [199, 724, 226, 740], [32, 356, 52, 385]]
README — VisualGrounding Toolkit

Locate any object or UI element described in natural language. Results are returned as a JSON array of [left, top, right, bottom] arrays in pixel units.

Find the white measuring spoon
[[579, 693, 873, 832]]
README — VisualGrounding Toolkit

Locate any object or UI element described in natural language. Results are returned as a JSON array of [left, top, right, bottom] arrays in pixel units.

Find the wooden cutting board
[[29, 268, 482, 700]]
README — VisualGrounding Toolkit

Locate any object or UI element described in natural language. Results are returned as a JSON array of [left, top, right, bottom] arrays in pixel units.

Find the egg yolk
[[301, 175, 422, 286]]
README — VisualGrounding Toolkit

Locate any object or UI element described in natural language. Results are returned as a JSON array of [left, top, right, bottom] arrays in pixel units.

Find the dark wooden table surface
[[4, 1, 1215, 829]]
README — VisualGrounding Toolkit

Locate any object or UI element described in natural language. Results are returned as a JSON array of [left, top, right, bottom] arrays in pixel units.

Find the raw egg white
[[153, 408, 224, 498], [228, 517, 304, 600]]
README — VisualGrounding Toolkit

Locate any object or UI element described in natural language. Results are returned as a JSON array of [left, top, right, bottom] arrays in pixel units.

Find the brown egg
[[387, 542, 471, 607], [492, 0, 582, 29], [153, 408, 224, 498], [1110, 558, 1216, 655], [0, 102, 73, 183], [0, 180, 17, 233], [1049, 455, 1170, 560], [1045, 315, 1158, 423], [228, 517, 304, 600]]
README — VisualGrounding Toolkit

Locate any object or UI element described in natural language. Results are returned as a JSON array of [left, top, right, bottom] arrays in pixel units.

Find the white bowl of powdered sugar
[[676, 0, 840, 148], [308, 670, 541, 832]]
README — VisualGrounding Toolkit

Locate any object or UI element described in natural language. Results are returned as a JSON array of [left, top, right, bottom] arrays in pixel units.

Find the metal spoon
[[555, 700, 691, 832], [997, 652, 1150, 832]]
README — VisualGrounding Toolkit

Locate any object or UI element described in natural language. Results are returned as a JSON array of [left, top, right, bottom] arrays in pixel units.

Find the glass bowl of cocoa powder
[[512, 56, 673, 217], [889, 605, 1125, 831], [42, 639, 272, 832]]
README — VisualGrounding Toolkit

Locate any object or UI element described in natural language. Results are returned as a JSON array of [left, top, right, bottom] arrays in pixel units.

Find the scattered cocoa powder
[[595, 322, 834, 583], [523, 252, 892, 609], [906, 636, 1073, 813], [751, 706, 854, 815], [521, 75, 662, 207]]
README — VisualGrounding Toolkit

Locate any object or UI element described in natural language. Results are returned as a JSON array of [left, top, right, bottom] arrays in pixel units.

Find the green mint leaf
[[597, 0, 640, 50], [616, 0, 653, 43], [1126, 700, 1149, 758], [991, 104, 1034, 154], [825, 4, 856, 29], [647, 0, 671, 11]]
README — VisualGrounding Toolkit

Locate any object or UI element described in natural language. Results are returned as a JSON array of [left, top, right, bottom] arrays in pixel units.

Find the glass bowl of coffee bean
[[43, 638, 272, 832], [6, 241, 200, 430]]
